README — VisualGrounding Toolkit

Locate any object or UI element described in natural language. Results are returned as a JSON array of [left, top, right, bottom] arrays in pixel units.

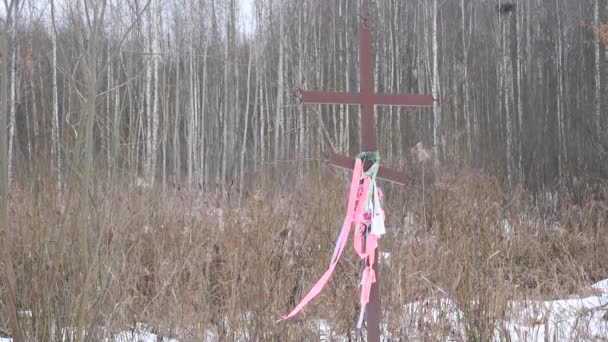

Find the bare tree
[[595, 0, 601, 136], [431, 0, 441, 160], [0, 1, 22, 340], [274, 0, 284, 166]]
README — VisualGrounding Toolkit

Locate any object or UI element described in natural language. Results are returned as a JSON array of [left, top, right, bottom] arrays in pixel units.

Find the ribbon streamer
[[279, 152, 384, 329]]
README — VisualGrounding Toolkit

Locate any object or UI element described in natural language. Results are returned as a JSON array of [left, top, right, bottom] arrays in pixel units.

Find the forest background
[[1, 0, 608, 340]]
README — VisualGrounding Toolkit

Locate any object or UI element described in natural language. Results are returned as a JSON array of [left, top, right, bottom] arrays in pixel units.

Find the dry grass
[[1, 169, 607, 341]]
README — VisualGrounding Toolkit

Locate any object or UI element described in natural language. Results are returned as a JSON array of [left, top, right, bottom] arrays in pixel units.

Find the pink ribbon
[[279, 158, 380, 325], [360, 234, 377, 305], [279, 159, 367, 321]]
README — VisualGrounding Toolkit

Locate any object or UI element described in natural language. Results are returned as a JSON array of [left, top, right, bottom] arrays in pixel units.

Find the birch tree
[[51, 0, 62, 191], [274, 1, 284, 166], [431, 0, 441, 160], [595, 0, 601, 135], [7, 29, 18, 185], [0, 2, 21, 340]]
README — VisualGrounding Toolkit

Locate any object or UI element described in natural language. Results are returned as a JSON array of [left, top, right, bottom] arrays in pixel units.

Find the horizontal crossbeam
[[371, 93, 433, 107], [301, 90, 433, 107], [301, 91, 360, 105], [327, 153, 409, 185]]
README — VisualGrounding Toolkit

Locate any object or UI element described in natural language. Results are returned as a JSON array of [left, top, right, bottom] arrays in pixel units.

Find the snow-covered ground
[[0, 325, 178, 342], [319, 278, 608, 341], [110, 327, 178, 342], [396, 279, 608, 342], [499, 279, 608, 341], [1, 279, 606, 341]]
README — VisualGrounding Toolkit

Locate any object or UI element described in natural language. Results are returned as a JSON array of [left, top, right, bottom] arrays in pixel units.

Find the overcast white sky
[[238, 0, 255, 33]]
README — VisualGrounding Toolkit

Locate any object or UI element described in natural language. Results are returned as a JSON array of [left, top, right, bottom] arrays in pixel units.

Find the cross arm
[[300, 90, 361, 105], [327, 153, 409, 185], [371, 93, 433, 107], [301, 90, 433, 108]]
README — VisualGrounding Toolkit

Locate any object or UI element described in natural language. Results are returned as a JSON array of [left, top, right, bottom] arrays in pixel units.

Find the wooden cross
[[300, 5, 433, 342]]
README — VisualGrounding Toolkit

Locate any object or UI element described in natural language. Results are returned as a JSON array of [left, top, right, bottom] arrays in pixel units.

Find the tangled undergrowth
[[1, 169, 607, 341]]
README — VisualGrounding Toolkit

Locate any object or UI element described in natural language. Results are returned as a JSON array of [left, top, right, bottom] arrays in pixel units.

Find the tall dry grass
[[1, 169, 607, 341]]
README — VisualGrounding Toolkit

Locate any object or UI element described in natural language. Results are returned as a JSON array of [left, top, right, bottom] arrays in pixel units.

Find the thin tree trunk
[[431, 0, 441, 160], [274, 1, 284, 167], [461, 0, 472, 160], [150, 0, 161, 185], [594, 0, 601, 135], [112, 58, 121, 183], [297, 3, 305, 174], [51, 0, 62, 191], [173, 55, 181, 186], [556, 0, 567, 181], [0, 1, 22, 340], [199, 41, 208, 188], [516, 1, 524, 183], [187, 33, 195, 186], [106, 44, 112, 180], [162, 61, 169, 190], [144, 6, 153, 181], [259, 75, 266, 172], [74, 2, 107, 340], [8, 41, 18, 185], [239, 44, 254, 197], [222, 6, 231, 189], [504, 9, 514, 188]]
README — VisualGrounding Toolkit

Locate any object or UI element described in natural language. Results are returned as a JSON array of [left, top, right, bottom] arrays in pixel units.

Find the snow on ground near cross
[[318, 278, 608, 341], [1, 279, 607, 341], [396, 278, 608, 342]]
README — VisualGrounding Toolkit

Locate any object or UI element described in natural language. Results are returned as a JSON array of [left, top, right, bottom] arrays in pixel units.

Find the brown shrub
[[1, 170, 607, 340]]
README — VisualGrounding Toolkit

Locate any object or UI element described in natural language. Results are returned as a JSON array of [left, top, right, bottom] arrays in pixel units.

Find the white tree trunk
[[144, 12, 152, 180], [187, 33, 195, 186], [144, 0, 160, 184], [106, 44, 112, 180], [274, 2, 284, 165], [151, 0, 160, 185], [51, 0, 62, 191], [594, 0, 601, 135], [112, 60, 121, 181], [297, 4, 305, 173], [199, 41, 208, 187], [557, 0, 567, 181], [503, 10, 514, 187], [259, 76, 266, 169], [516, 2, 524, 183], [239, 45, 254, 197], [222, 5, 231, 188], [7, 41, 18, 186], [431, 0, 441, 160], [461, 0, 472, 159], [173, 55, 181, 186]]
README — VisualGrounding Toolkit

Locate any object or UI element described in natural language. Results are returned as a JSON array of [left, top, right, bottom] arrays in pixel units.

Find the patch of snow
[[501, 219, 512, 237], [380, 252, 391, 265], [112, 326, 178, 342], [504, 294, 608, 341], [312, 319, 350, 342], [397, 281, 608, 341], [0, 325, 178, 342], [593, 279, 608, 295]]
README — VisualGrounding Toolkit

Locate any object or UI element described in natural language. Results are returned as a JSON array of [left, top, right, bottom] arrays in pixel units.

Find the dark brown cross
[[302, 26, 432, 186], [300, 8, 433, 342]]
